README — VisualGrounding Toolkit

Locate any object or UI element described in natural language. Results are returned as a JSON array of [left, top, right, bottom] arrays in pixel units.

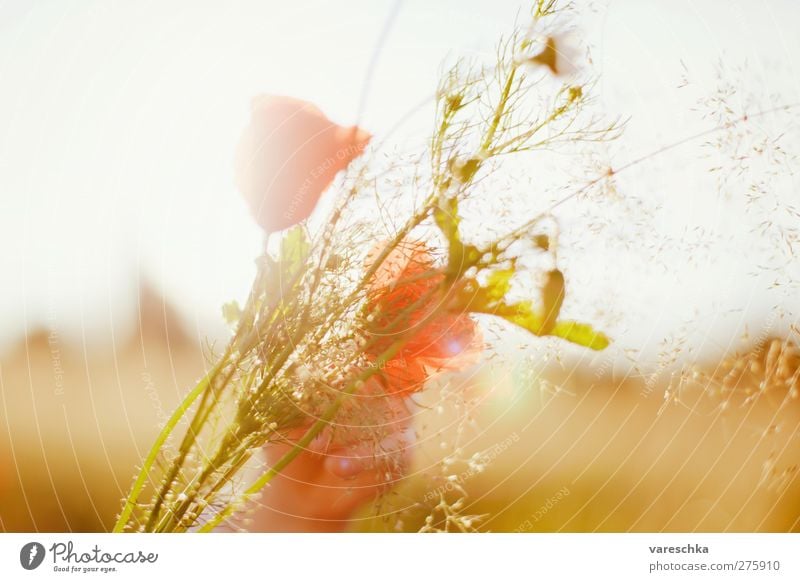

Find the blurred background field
[[2, 291, 797, 532]]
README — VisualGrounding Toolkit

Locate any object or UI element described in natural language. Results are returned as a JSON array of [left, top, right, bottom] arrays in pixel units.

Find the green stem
[[112, 359, 225, 532], [142, 257, 275, 532], [481, 63, 517, 152], [144, 358, 237, 531]]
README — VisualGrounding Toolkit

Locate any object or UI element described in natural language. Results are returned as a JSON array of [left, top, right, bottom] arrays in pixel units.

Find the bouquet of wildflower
[[113, 0, 614, 533]]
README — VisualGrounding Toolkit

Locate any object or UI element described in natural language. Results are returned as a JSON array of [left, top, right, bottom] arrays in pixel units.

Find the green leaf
[[485, 269, 514, 301], [279, 226, 311, 280], [497, 299, 608, 351], [429, 178, 608, 352], [454, 274, 609, 351], [221, 300, 242, 326], [551, 320, 610, 351]]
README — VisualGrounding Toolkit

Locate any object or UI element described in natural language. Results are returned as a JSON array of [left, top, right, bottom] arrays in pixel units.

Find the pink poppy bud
[[235, 95, 371, 233]]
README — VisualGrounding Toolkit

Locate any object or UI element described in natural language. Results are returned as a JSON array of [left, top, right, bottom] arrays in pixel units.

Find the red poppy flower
[[235, 95, 370, 233], [363, 240, 481, 395]]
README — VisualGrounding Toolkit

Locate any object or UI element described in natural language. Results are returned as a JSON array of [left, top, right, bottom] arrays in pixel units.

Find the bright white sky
[[1, 0, 799, 363]]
